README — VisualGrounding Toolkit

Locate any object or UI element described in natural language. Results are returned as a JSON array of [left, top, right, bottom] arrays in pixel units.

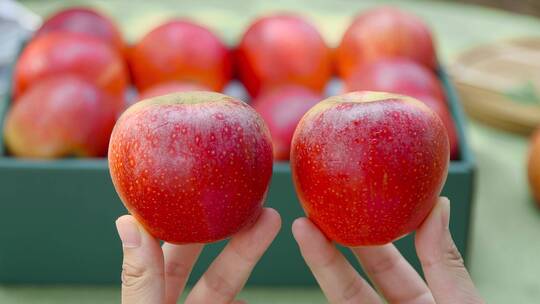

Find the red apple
[[138, 81, 211, 101], [291, 91, 449, 246], [344, 58, 445, 100], [408, 93, 459, 160], [528, 130, 540, 208], [108, 92, 273, 243], [129, 20, 232, 92], [253, 86, 321, 160], [337, 6, 436, 78], [35, 7, 124, 54], [4, 76, 117, 158], [236, 14, 332, 97], [13, 32, 128, 103]]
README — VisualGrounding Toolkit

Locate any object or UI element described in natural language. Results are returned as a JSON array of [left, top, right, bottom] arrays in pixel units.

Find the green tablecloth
[[2, 0, 540, 303]]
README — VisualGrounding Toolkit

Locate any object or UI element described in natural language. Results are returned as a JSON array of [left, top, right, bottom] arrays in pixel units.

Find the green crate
[[0, 67, 474, 285]]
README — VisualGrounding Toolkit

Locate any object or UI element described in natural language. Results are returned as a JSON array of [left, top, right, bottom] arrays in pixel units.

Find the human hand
[[115, 208, 281, 304], [293, 197, 484, 303]]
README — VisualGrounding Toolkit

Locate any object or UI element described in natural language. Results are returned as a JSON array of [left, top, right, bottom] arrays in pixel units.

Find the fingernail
[[116, 216, 141, 248], [439, 197, 451, 229]]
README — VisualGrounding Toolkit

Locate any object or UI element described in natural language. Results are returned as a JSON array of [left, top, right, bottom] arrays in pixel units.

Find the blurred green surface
[[1, 0, 540, 303]]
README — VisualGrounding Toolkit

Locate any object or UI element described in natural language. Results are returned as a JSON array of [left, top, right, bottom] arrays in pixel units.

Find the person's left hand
[[115, 208, 281, 304]]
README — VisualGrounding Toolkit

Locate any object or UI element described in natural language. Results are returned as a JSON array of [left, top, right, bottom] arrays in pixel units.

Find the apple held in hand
[[35, 7, 124, 54], [236, 14, 332, 97], [253, 86, 321, 160], [108, 92, 273, 243], [13, 32, 128, 101], [129, 20, 232, 92], [408, 93, 459, 160], [291, 91, 449, 246], [337, 6, 436, 78], [4, 76, 117, 158]]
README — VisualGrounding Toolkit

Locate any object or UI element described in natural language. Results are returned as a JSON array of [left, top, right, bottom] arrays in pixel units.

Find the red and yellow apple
[[108, 92, 273, 243], [138, 81, 211, 101], [13, 32, 128, 102], [291, 91, 449, 246], [527, 130, 540, 208], [337, 7, 436, 78], [253, 86, 321, 160], [129, 20, 232, 92], [344, 58, 445, 100], [34, 7, 125, 54], [236, 14, 332, 97], [4, 76, 117, 158]]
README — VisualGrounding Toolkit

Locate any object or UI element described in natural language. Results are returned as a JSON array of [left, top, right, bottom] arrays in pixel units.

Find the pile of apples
[[3, 6, 459, 160]]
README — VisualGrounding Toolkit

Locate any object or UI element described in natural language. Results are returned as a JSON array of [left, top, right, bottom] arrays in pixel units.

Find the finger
[[162, 243, 204, 304], [116, 215, 165, 304], [292, 218, 382, 304], [352, 244, 435, 303], [185, 208, 281, 304], [415, 198, 484, 303]]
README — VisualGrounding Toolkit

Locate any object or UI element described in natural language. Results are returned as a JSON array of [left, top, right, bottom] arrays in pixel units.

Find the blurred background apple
[[129, 20, 232, 92], [236, 14, 332, 97]]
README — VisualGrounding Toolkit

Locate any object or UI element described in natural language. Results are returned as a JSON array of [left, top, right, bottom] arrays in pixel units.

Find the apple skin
[[4, 76, 117, 158], [337, 6, 436, 78], [35, 7, 124, 54], [253, 86, 321, 160], [527, 130, 540, 208], [108, 92, 273, 244], [129, 20, 232, 92], [138, 81, 211, 101], [408, 93, 459, 160], [291, 91, 449, 246], [13, 32, 128, 102], [344, 58, 445, 100], [236, 14, 332, 97]]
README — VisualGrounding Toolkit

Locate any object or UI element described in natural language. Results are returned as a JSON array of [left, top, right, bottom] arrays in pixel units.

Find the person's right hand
[[293, 197, 484, 304], [115, 208, 281, 304]]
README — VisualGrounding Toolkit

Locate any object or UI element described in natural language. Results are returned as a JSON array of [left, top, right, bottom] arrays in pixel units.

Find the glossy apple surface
[[13, 32, 128, 102], [108, 92, 273, 243], [236, 14, 332, 97], [138, 81, 211, 101], [4, 76, 117, 158], [291, 91, 449, 246], [35, 7, 124, 53], [528, 130, 540, 208], [253, 86, 321, 160], [337, 6, 436, 78], [129, 20, 232, 92], [344, 58, 445, 100]]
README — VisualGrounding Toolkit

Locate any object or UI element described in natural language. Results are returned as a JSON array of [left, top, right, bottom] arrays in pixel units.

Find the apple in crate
[[253, 86, 321, 160], [138, 81, 211, 100], [108, 92, 273, 243], [291, 91, 449, 246], [236, 14, 332, 97], [13, 32, 128, 102], [35, 7, 125, 54], [337, 6, 436, 78], [129, 20, 232, 92], [4, 76, 118, 158], [344, 58, 445, 100]]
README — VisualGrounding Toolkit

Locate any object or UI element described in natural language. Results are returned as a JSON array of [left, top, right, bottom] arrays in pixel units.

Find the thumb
[[116, 215, 165, 304], [415, 198, 484, 303]]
